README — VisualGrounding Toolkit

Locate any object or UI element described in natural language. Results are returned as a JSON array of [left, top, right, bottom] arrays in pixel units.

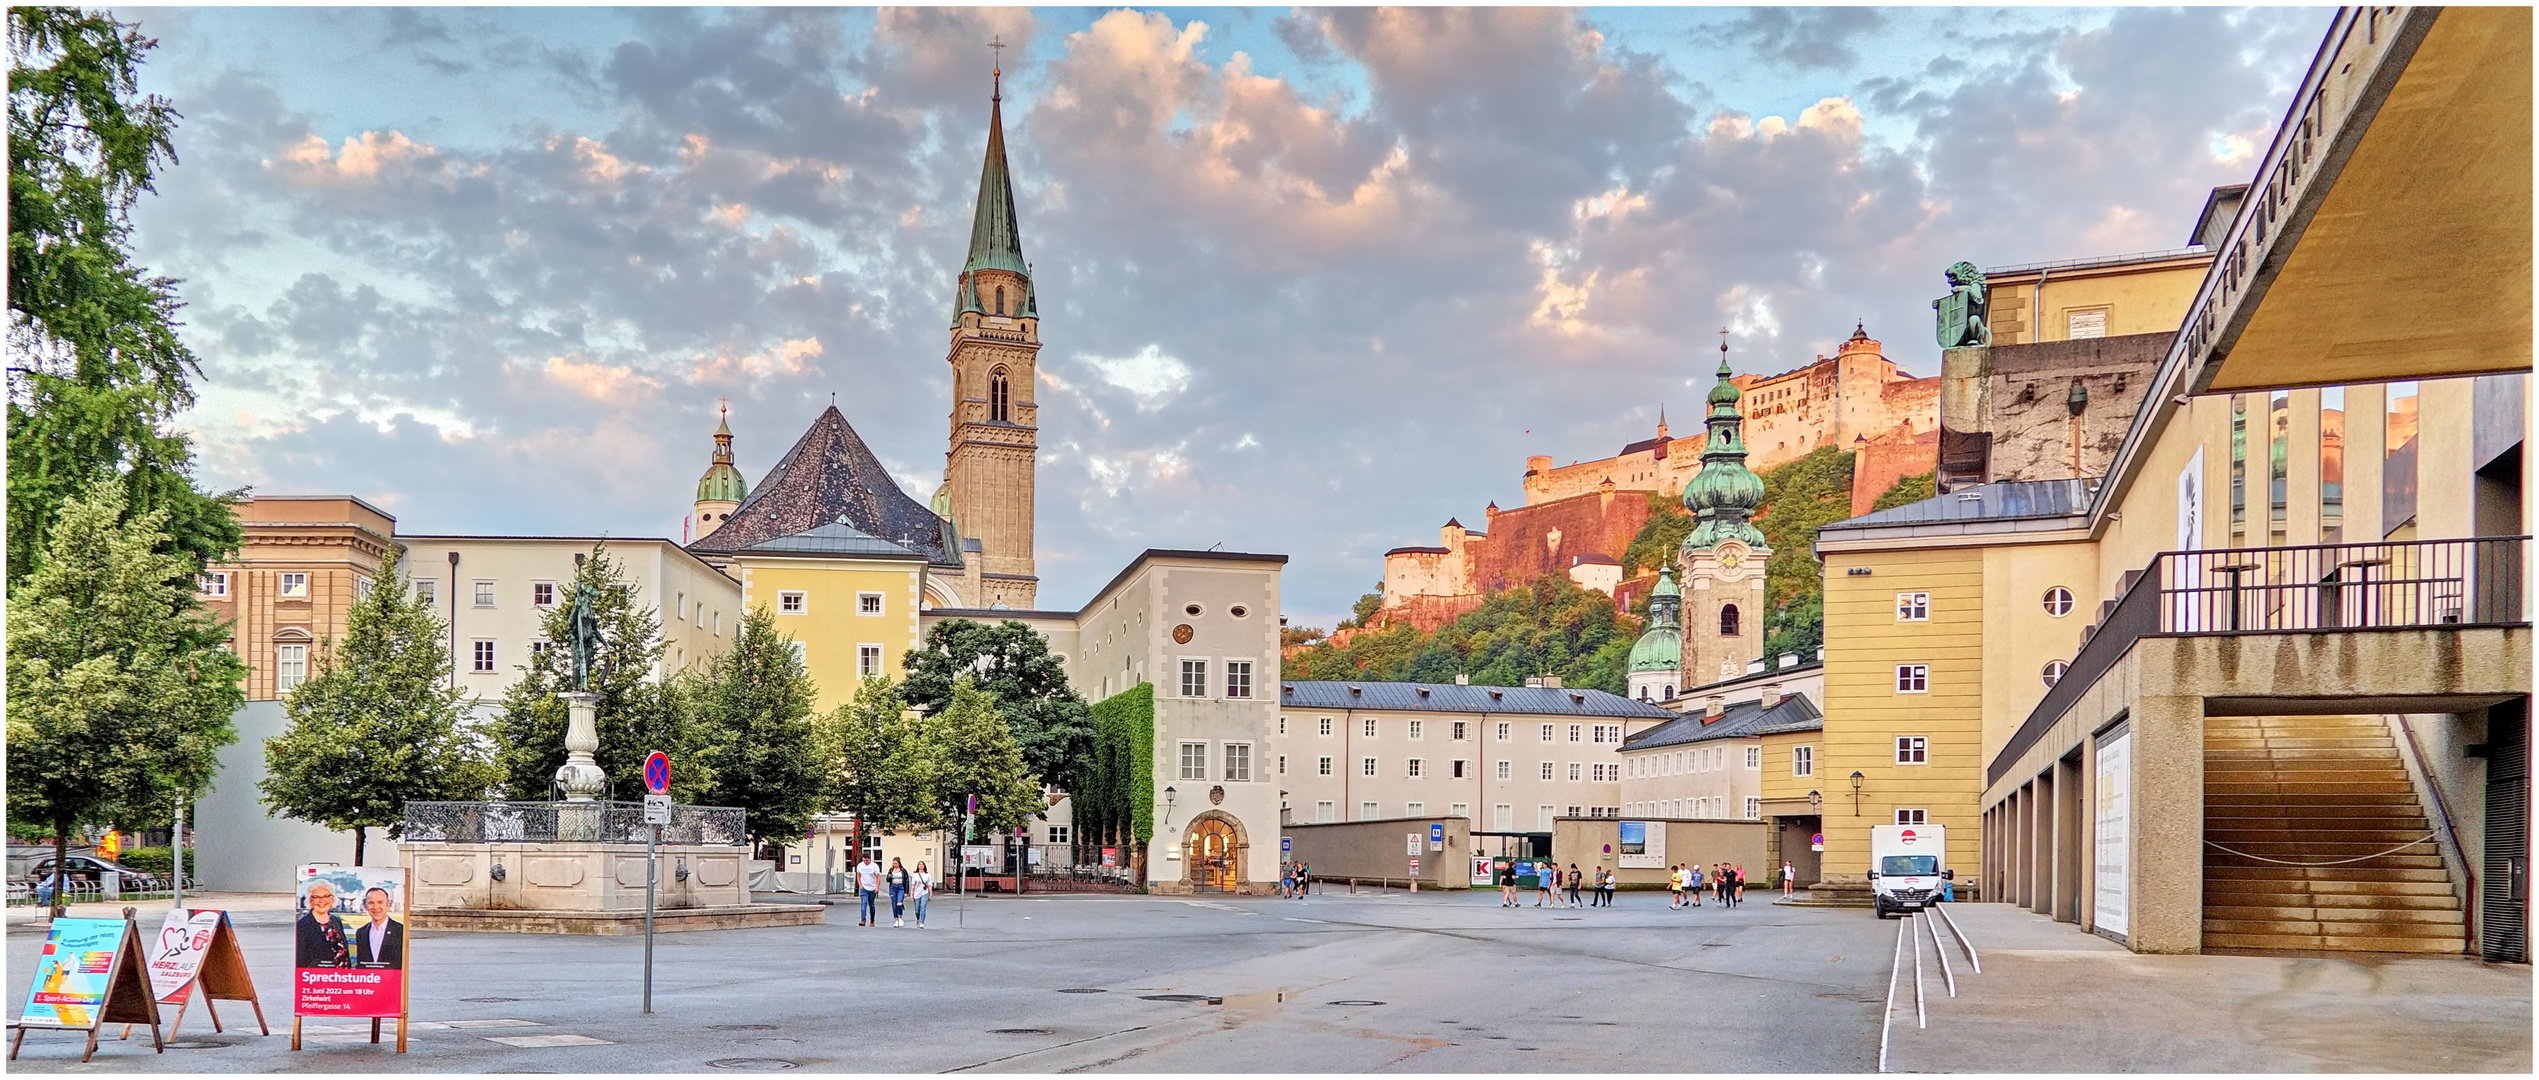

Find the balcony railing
[[1992, 535, 2528, 784]]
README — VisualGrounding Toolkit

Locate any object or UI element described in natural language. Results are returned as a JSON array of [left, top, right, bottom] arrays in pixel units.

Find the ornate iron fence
[[402, 801, 747, 845]]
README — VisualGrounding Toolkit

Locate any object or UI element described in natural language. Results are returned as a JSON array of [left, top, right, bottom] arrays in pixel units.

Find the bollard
[[1349, 878, 1357, 895]]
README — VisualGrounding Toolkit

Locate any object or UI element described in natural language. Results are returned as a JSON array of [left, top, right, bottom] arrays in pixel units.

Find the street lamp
[[1808, 789, 1822, 814], [1162, 786, 1178, 829], [1849, 771, 1865, 816]]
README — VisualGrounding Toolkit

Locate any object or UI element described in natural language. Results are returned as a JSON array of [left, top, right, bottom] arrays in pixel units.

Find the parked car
[[21, 854, 160, 894]]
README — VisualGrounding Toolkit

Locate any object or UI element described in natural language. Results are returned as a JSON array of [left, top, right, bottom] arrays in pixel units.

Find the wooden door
[[1187, 818, 1236, 892]]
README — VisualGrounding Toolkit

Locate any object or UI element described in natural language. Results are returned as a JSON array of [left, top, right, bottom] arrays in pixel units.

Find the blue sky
[[115, 6, 2327, 628]]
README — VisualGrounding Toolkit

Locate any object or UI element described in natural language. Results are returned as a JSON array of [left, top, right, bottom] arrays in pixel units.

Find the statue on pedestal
[[1933, 261, 1991, 348], [555, 581, 609, 807]]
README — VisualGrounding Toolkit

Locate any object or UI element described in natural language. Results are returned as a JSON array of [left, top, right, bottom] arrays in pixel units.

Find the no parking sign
[[643, 751, 671, 795]]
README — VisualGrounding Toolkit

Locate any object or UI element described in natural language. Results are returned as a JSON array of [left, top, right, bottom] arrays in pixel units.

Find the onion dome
[[696, 410, 748, 503], [1628, 567, 1685, 673], [1682, 350, 1768, 551]]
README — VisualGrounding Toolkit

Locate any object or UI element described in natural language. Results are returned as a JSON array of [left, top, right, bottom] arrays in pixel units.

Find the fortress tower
[[941, 65, 1041, 609]]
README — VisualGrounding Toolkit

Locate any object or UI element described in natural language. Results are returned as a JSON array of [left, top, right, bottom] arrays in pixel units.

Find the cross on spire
[[989, 35, 1007, 99]]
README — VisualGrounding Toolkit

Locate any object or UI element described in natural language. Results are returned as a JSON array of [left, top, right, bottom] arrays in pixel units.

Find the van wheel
[[1871, 899, 1887, 920]]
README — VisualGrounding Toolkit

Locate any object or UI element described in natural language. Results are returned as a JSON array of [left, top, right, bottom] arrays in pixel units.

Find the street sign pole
[[640, 751, 671, 1016], [643, 820, 657, 1014]]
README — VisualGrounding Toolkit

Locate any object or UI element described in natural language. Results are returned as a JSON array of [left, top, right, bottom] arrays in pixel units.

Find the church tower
[[694, 402, 747, 542], [1627, 566, 1684, 703], [942, 64, 1040, 609], [1677, 339, 1770, 687]]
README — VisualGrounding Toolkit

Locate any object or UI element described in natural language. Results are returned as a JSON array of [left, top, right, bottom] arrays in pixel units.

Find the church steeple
[[1682, 338, 1767, 551], [941, 58, 1043, 609], [953, 56, 1030, 327], [693, 400, 747, 541]]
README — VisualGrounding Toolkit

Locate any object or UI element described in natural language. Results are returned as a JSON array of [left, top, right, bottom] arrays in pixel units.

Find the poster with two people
[[292, 865, 405, 1019]]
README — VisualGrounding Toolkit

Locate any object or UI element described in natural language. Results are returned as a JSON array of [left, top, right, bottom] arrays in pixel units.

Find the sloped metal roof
[[1623, 694, 1822, 750], [1279, 681, 1674, 719], [740, 521, 924, 560], [1827, 478, 2095, 529]]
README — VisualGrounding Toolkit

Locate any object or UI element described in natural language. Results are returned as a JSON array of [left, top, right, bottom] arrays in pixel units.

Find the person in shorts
[[1668, 865, 1684, 909], [1498, 861, 1519, 907]]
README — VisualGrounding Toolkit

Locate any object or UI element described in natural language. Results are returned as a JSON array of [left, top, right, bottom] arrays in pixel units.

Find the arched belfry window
[[990, 368, 1010, 423], [995, 286, 1006, 317], [1719, 603, 1740, 637]]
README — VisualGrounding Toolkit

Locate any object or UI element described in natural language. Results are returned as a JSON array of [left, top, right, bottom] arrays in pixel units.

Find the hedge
[[1086, 682, 1156, 848]]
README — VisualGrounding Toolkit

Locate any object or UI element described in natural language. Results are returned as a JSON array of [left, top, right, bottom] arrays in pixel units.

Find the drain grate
[[164, 1040, 229, 1050], [1057, 988, 1107, 994], [707, 1059, 800, 1071], [464, 996, 522, 1003], [1327, 1000, 1386, 1007], [988, 1029, 1055, 1036], [709, 1024, 781, 1031], [1139, 994, 1220, 1004]]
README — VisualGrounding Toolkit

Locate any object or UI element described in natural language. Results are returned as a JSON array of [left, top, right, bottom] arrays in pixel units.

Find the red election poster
[[292, 865, 407, 1018]]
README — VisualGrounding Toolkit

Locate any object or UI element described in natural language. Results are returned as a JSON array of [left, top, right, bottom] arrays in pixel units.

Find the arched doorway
[[1182, 811, 1246, 893]]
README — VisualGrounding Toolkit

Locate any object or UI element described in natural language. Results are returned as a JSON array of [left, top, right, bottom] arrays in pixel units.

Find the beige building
[[202, 496, 399, 701], [1271, 681, 1674, 837]]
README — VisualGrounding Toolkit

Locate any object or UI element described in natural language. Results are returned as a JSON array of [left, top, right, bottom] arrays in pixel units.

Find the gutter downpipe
[[2031, 266, 2048, 346]]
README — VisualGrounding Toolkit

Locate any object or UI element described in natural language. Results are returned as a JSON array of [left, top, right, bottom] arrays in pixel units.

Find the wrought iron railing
[[401, 801, 748, 845], [1993, 536, 2529, 784]]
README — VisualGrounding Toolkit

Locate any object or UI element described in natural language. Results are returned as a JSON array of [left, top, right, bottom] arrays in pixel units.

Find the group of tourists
[[1494, 862, 1618, 907], [1668, 862, 1748, 908], [1277, 860, 1315, 898], [851, 856, 932, 928]]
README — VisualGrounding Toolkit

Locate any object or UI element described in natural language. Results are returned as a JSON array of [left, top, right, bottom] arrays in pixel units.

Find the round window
[[2041, 660, 2068, 687], [2042, 586, 2075, 617], [1229, 605, 1248, 619], [1185, 603, 1204, 617]]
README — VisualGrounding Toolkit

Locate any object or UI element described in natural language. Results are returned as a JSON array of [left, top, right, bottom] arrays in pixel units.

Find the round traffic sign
[[644, 751, 671, 795]]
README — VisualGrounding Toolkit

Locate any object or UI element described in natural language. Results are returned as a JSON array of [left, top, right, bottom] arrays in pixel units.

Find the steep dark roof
[[1280, 681, 1674, 719], [740, 521, 923, 560], [1624, 694, 1822, 750], [687, 406, 961, 568]]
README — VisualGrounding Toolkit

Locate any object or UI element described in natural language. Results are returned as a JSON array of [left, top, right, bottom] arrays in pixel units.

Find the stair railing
[[2393, 714, 2476, 952]]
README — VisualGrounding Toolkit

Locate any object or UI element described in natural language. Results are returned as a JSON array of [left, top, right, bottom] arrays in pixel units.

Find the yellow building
[[729, 523, 928, 715], [1979, 247, 2214, 347]]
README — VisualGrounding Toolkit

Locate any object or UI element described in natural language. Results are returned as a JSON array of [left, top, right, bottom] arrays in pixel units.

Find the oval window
[[1229, 605, 1248, 618], [2041, 660, 2068, 687], [1185, 603, 1204, 617], [2042, 586, 2075, 617]]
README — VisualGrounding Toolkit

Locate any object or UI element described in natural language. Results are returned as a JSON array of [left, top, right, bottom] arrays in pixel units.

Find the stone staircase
[[2202, 715, 2465, 954]]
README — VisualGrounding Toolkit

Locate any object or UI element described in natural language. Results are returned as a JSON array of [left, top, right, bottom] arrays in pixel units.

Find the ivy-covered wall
[[1087, 682, 1156, 847]]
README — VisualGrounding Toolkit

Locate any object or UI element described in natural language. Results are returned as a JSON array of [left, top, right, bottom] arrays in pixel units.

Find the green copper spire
[[1682, 337, 1767, 551], [695, 402, 748, 504], [1628, 567, 1685, 673], [964, 69, 1027, 279]]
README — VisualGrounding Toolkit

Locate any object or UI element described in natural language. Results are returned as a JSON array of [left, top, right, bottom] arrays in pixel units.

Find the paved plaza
[[7, 889, 2528, 1073]]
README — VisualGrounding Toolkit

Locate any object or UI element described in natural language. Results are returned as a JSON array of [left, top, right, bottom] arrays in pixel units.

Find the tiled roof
[[687, 406, 962, 568], [1623, 694, 1821, 750], [1279, 681, 1674, 719], [740, 521, 923, 559]]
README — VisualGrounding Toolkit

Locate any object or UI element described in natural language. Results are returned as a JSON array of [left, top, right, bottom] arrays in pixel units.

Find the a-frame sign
[[8, 914, 163, 1063], [121, 908, 267, 1041]]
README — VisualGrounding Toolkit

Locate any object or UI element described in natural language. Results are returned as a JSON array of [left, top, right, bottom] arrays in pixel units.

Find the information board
[[291, 864, 409, 1053], [2094, 724, 2132, 939], [1618, 821, 1666, 868]]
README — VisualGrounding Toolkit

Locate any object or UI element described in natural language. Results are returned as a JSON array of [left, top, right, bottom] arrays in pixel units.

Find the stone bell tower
[[942, 64, 1040, 609], [693, 401, 746, 542], [1678, 336, 1770, 687]]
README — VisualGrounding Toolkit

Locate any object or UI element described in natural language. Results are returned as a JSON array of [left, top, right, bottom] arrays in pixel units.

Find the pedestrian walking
[[911, 861, 933, 928], [1280, 860, 1296, 899], [1298, 861, 1312, 897], [854, 853, 882, 926], [1534, 862, 1555, 907], [1734, 863, 1747, 905], [887, 857, 911, 927], [1782, 860, 1796, 896], [1600, 867, 1616, 907], [1565, 864, 1583, 907], [1667, 864, 1683, 909], [1690, 862, 1705, 907]]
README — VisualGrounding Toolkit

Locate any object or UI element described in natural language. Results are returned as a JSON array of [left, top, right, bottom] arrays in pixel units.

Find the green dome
[[1681, 349, 1769, 552], [696, 462, 747, 503], [1628, 567, 1683, 673]]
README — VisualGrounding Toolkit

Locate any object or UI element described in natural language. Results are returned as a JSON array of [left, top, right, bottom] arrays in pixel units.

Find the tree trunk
[[51, 817, 71, 919], [354, 825, 367, 867]]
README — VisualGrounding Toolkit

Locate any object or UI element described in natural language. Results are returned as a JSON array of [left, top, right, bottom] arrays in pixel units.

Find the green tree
[[5, 480, 242, 914], [1283, 572, 1638, 694], [694, 605, 824, 855], [1082, 682, 1155, 877], [8, 9, 241, 592], [1621, 490, 1696, 577], [1334, 587, 1384, 631], [902, 619, 1093, 799], [486, 542, 708, 801], [917, 676, 1043, 837], [259, 549, 493, 865], [1872, 471, 1937, 513], [814, 675, 933, 842]]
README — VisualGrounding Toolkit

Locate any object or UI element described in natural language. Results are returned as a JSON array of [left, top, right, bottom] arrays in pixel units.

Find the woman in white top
[[910, 862, 933, 929]]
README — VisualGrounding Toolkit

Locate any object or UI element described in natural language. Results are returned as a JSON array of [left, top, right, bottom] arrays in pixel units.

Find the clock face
[[1720, 550, 1743, 568]]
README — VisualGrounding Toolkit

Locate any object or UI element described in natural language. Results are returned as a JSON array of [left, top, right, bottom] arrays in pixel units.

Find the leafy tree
[[813, 675, 933, 842], [694, 605, 824, 855], [259, 549, 493, 865], [1278, 625, 1327, 648], [916, 676, 1043, 838], [486, 542, 709, 802], [5, 480, 242, 914], [1621, 490, 1695, 578], [1334, 587, 1384, 631], [1872, 471, 1937, 513], [1284, 572, 1638, 694], [902, 619, 1093, 799], [1763, 594, 1824, 664], [8, 9, 240, 592]]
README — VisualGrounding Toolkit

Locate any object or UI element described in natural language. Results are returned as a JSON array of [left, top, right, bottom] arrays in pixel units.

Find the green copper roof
[[696, 412, 747, 503], [1628, 567, 1683, 673], [1683, 352, 1767, 551], [963, 83, 1027, 279]]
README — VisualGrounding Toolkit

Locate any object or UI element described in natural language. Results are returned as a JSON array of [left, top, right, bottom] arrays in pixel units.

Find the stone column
[[555, 692, 608, 840], [2127, 695, 2207, 953]]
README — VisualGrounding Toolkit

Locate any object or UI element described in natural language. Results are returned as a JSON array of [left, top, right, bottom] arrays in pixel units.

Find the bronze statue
[[1933, 261, 1991, 348], [566, 582, 604, 692]]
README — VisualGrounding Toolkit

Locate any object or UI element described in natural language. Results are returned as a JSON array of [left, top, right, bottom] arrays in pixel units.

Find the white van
[[1867, 824, 1951, 918]]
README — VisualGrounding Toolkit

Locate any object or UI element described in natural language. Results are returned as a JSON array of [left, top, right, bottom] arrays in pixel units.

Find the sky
[[116, 5, 2330, 629]]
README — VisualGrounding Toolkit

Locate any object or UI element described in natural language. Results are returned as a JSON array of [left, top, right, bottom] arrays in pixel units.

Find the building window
[[1794, 746, 1814, 777], [277, 643, 308, 692], [471, 640, 496, 673], [1317, 756, 1333, 776], [1224, 743, 1252, 782], [533, 581, 557, 607], [1363, 718, 1378, 738], [1451, 802, 1469, 820], [278, 572, 310, 598], [1591, 763, 1616, 782], [1408, 720, 1424, 741], [1567, 805, 1583, 818], [1405, 802, 1424, 818], [2041, 660, 2068, 688], [778, 590, 807, 614], [713, 611, 721, 635], [1361, 802, 1380, 822], [1179, 742, 1208, 781], [1048, 825, 1071, 846], [1896, 664, 1928, 693], [1179, 660, 1208, 698], [1278, 716, 1287, 736], [1896, 592, 1928, 621], [1719, 603, 1740, 636], [990, 367, 1011, 423], [1896, 736, 1928, 764], [1567, 762, 1582, 782], [415, 578, 436, 606], [1406, 758, 1424, 779], [1895, 808, 1928, 825], [1451, 759, 1467, 779], [1451, 721, 1468, 741], [1534, 761, 1551, 781], [1316, 801, 1336, 823], [2042, 587, 2074, 617], [1493, 804, 1512, 829], [1568, 724, 1582, 743], [531, 640, 553, 659], [1319, 717, 1333, 737], [1746, 745, 1760, 769], [1539, 806, 1556, 829], [859, 592, 883, 616], [1361, 757, 1377, 778], [1746, 797, 1761, 820], [1277, 754, 1287, 776], [473, 580, 496, 607], [1226, 660, 1253, 699], [199, 572, 229, 598], [1496, 722, 1511, 741], [1496, 760, 1511, 781], [858, 645, 883, 678]]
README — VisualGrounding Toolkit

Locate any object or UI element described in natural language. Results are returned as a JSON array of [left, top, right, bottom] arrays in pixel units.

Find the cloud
[[1078, 345, 1193, 412], [1700, 8, 1890, 71]]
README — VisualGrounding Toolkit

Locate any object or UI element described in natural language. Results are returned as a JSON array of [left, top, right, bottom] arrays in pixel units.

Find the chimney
[[1704, 695, 1725, 720], [1761, 683, 1783, 709], [1454, 672, 1469, 685], [1526, 676, 1544, 688], [1544, 675, 1564, 689]]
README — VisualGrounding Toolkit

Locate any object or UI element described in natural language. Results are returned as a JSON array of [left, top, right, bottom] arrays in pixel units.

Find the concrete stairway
[[2202, 715, 2465, 954]]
